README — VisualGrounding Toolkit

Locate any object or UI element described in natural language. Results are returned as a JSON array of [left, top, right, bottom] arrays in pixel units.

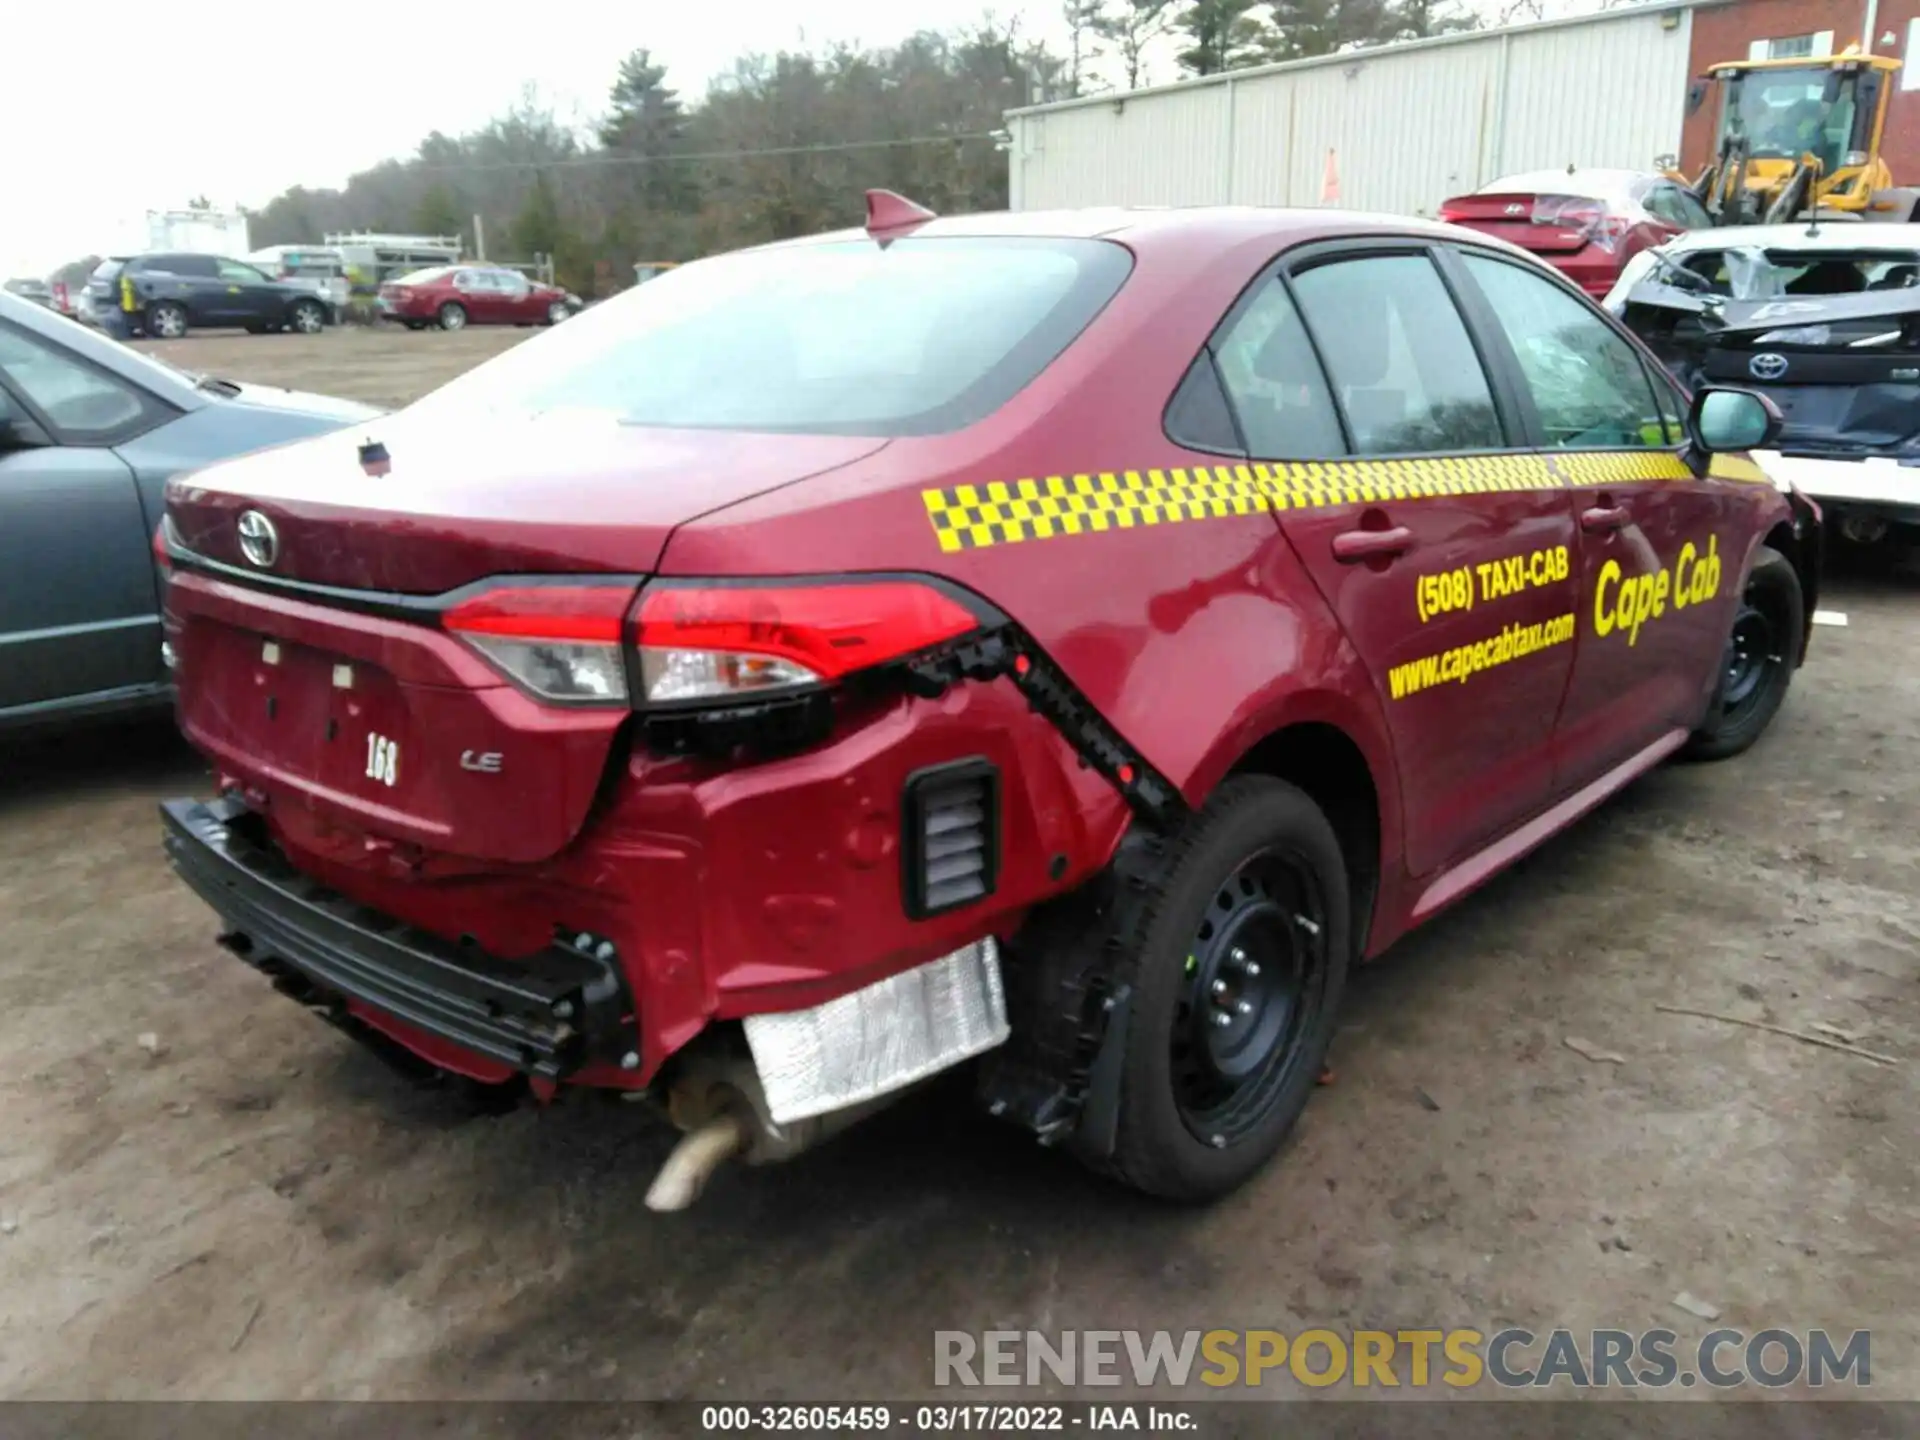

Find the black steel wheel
[[1087, 775, 1351, 1201], [1684, 545, 1802, 761], [1169, 853, 1330, 1146]]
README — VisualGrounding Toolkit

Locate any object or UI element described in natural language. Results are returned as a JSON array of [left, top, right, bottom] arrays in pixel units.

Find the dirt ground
[[1, 329, 1914, 1406], [138, 325, 533, 410]]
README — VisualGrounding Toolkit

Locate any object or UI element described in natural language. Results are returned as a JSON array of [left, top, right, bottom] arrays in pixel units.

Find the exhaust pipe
[[641, 1051, 913, 1213], [645, 1112, 750, 1212]]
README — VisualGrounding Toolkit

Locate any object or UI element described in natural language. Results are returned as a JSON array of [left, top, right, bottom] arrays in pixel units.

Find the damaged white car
[[1606, 223, 1920, 553]]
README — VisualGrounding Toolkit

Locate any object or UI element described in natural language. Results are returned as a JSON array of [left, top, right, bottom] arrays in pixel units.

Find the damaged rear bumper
[[1755, 450, 1920, 528], [160, 796, 636, 1079]]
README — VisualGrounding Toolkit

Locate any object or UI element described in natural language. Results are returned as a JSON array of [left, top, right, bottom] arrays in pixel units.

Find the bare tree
[[1063, 0, 1109, 94], [1093, 0, 1176, 89]]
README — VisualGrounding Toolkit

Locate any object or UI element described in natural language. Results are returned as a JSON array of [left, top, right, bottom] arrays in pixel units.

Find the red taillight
[[443, 585, 636, 706], [634, 581, 980, 705], [444, 586, 629, 642], [152, 519, 171, 573], [440, 578, 983, 711]]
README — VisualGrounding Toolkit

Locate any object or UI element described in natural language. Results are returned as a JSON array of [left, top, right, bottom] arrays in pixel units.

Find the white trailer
[[144, 208, 251, 258]]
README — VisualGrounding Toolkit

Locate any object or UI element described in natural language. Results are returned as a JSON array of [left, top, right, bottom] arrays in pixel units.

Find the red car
[[157, 194, 1817, 1209], [378, 264, 575, 330], [1439, 168, 1714, 297]]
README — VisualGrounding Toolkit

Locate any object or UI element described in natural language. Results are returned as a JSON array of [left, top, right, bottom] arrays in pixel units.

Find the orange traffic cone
[[1321, 148, 1341, 205]]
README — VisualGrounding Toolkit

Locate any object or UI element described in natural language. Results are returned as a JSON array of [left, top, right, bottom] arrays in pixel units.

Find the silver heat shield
[[742, 939, 1009, 1125]]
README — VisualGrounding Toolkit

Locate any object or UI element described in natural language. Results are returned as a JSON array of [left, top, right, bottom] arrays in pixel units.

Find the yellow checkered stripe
[[922, 451, 1725, 552]]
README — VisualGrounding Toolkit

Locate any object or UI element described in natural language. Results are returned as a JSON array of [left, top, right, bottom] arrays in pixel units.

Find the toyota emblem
[[236, 510, 279, 569], [1749, 352, 1789, 381]]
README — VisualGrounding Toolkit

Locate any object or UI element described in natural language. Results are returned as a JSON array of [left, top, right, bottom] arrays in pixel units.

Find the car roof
[[1478, 168, 1651, 201], [763, 204, 1468, 253], [1652, 221, 1920, 254]]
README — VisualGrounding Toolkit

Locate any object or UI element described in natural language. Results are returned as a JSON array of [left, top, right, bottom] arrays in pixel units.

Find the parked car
[[83, 253, 335, 339], [1440, 169, 1715, 297], [157, 197, 1818, 1210], [0, 291, 379, 731], [3, 278, 54, 308], [377, 265, 577, 330], [246, 245, 352, 319], [1606, 221, 1920, 552]]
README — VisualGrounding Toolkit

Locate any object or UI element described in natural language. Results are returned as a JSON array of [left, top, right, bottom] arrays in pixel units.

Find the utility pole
[[472, 213, 486, 260]]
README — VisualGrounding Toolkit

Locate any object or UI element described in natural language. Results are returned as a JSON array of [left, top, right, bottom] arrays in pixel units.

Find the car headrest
[[1252, 317, 1326, 388], [1285, 290, 1391, 387]]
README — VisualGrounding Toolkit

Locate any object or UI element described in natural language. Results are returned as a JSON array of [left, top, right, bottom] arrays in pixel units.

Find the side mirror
[[1690, 386, 1781, 452]]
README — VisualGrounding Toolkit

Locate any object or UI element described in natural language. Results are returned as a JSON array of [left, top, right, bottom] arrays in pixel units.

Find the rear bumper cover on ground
[[160, 796, 636, 1079]]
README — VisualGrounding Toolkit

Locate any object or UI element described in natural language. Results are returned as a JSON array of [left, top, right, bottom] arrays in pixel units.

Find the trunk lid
[[1440, 193, 1610, 255], [167, 412, 888, 592], [165, 416, 888, 865]]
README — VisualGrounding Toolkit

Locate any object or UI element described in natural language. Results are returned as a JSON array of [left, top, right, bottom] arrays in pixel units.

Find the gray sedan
[[0, 292, 379, 731]]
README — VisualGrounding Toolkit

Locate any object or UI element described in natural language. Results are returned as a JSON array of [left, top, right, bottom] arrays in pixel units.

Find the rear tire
[[1082, 776, 1350, 1201], [436, 302, 468, 331], [1683, 545, 1802, 761], [146, 301, 188, 339]]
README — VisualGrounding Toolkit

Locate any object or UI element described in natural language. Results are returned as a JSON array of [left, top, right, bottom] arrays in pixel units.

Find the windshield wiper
[[195, 375, 242, 398]]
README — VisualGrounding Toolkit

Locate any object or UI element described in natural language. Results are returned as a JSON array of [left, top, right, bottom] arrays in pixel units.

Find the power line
[[405, 131, 1002, 175]]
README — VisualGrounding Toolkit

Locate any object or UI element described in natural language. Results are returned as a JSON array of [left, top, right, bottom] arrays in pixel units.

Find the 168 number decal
[[365, 733, 399, 786]]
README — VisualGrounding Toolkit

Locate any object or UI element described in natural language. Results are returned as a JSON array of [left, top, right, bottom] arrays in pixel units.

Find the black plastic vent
[[903, 759, 1001, 919]]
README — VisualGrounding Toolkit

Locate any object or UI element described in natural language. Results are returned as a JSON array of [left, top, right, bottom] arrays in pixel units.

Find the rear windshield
[[1678, 247, 1920, 298], [410, 236, 1133, 436]]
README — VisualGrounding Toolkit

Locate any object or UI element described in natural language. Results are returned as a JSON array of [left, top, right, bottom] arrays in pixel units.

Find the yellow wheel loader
[[1670, 50, 1919, 226]]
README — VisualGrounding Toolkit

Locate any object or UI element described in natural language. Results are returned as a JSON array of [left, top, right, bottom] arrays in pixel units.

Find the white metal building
[[1005, 4, 1711, 218]]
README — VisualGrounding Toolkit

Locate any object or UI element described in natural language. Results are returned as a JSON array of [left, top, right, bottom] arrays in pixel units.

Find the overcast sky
[[3, 0, 1057, 279]]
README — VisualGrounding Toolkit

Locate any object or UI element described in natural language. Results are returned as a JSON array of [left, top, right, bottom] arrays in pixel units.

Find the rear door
[[1448, 249, 1735, 786], [142, 254, 224, 323], [456, 269, 503, 322], [1210, 243, 1581, 878], [0, 320, 170, 715]]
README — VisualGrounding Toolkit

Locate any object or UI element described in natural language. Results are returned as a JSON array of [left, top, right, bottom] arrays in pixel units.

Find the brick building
[[1680, 0, 1920, 183]]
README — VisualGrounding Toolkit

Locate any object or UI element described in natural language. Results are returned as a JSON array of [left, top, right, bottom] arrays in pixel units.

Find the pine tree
[[1175, 0, 1268, 75]]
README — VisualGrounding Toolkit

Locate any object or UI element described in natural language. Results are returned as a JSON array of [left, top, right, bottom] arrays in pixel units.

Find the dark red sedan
[[378, 264, 575, 330], [157, 194, 1816, 1209], [1440, 168, 1714, 297]]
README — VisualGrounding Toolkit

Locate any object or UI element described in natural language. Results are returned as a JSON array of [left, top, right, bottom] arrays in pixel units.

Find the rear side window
[[138, 254, 216, 277], [1460, 254, 1671, 449], [1291, 255, 1504, 455], [1210, 278, 1347, 457], [414, 237, 1134, 437]]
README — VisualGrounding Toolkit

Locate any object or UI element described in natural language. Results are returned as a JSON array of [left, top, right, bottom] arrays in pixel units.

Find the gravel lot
[[2, 328, 1914, 1405]]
